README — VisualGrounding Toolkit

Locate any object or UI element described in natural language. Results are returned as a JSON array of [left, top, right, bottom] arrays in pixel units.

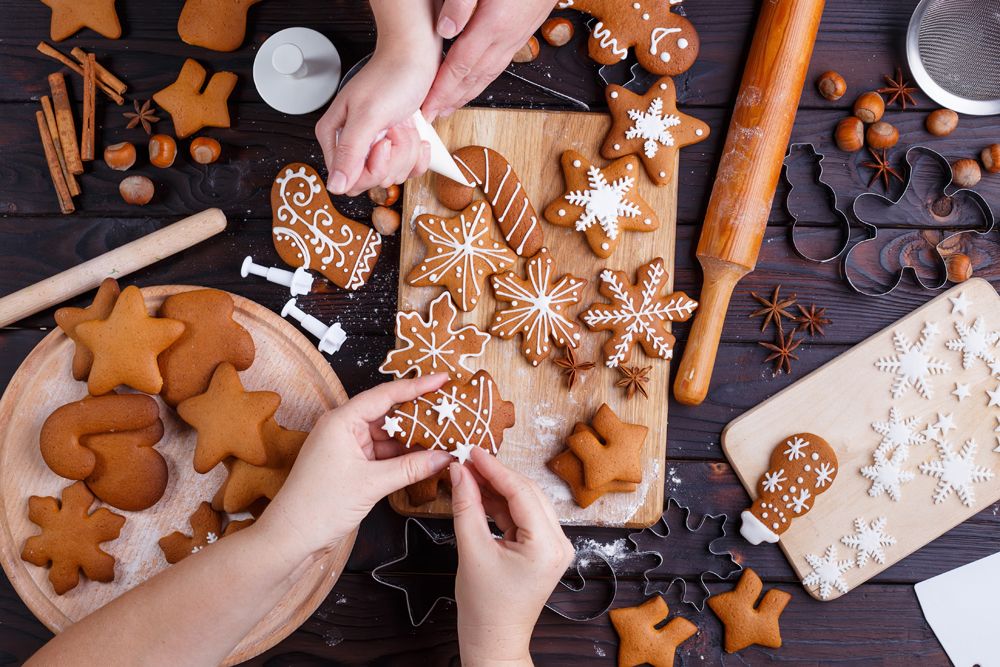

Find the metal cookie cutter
[[783, 143, 853, 264]]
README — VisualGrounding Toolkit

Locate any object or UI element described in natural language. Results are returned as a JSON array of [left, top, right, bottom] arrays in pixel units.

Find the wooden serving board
[[0, 285, 354, 664], [724, 279, 1000, 601], [395, 107, 682, 528]]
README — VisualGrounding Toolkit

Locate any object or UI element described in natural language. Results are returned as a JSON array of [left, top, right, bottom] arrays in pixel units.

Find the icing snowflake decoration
[[871, 407, 925, 454], [861, 445, 914, 501], [762, 469, 787, 493], [841, 517, 896, 567], [815, 462, 836, 488], [784, 436, 809, 460], [191, 532, 219, 554], [875, 323, 951, 399], [802, 545, 854, 600], [564, 165, 643, 241], [919, 439, 994, 507], [788, 488, 812, 514], [625, 97, 681, 159], [946, 316, 999, 370]]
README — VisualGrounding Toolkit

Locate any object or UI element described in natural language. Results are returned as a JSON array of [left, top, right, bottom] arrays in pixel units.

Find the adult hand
[[451, 447, 575, 665], [423, 0, 555, 121]]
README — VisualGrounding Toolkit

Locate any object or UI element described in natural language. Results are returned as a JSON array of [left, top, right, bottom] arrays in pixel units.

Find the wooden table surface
[[1, 1, 998, 664]]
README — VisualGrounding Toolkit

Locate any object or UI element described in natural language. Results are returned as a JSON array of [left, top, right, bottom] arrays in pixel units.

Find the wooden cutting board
[[724, 279, 1000, 601], [395, 107, 682, 528], [0, 286, 354, 665]]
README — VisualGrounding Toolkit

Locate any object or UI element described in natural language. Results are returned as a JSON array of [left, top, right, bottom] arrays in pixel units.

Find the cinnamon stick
[[36, 110, 75, 214], [70, 47, 127, 96], [37, 42, 124, 105], [81, 54, 96, 162], [40, 96, 80, 197], [48, 72, 83, 175]]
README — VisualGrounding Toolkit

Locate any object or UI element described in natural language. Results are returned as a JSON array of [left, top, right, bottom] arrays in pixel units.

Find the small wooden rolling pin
[[0, 208, 226, 328], [674, 0, 825, 406]]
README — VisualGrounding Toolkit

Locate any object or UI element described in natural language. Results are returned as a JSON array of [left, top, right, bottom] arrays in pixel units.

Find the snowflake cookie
[[875, 322, 951, 399], [601, 77, 710, 186], [380, 292, 490, 380], [580, 257, 697, 368], [871, 406, 925, 454], [544, 151, 658, 259], [841, 517, 896, 567], [802, 545, 854, 600], [490, 248, 586, 366], [919, 440, 994, 507], [861, 444, 914, 501], [946, 316, 999, 370]]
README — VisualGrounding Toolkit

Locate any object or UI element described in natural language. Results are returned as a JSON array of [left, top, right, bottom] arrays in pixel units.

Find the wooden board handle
[[0, 208, 226, 328]]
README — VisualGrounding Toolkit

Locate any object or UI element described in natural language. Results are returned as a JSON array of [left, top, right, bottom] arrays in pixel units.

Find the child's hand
[[451, 447, 575, 665], [258, 375, 453, 560]]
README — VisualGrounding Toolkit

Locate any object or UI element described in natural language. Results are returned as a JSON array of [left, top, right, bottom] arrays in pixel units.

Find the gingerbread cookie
[[153, 58, 238, 138], [602, 77, 710, 186], [272, 163, 383, 291], [567, 404, 648, 489], [74, 285, 185, 396], [581, 257, 697, 367], [547, 444, 636, 509], [54, 278, 120, 381], [176, 362, 281, 473], [384, 370, 515, 463], [405, 470, 451, 506], [435, 146, 544, 256], [380, 292, 490, 380], [21, 482, 126, 594], [740, 433, 838, 545], [213, 420, 306, 513], [609, 595, 697, 667], [406, 202, 516, 311], [223, 518, 254, 536], [557, 0, 699, 76], [707, 568, 791, 653], [490, 248, 586, 366], [178, 0, 262, 52], [158, 288, 256, 407], [40, 0, 121, 41], [544, 151, 658, 259], [158, 502, 223, 564]]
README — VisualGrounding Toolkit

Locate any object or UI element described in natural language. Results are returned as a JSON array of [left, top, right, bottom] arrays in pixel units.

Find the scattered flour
[[573, 537, 633, 569], [594, 643, 607, 657]]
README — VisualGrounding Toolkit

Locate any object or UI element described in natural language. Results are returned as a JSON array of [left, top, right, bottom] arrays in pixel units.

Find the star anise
[[553, 347, 595, 389], [616, 364, 651, 399], [124, 99, 160, 135], [862, 148, 904, 190], [749, 286, 797, 334], [794, 304, 832, 337], [878, 67, 918, 109], [759, 329, 802, 375]]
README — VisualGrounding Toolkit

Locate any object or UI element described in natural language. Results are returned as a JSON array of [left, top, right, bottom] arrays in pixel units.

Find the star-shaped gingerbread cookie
[[544, 151, 658, 259], [153, 58, 238, 139], [566, 403, 648, 489], [54, 278, 121, 381], [609, 595, 697, 667], [212, 420, 306, 513], [707, 568, 790, 653], [40, 0, 121, 41], [603, 77, 710, 186]]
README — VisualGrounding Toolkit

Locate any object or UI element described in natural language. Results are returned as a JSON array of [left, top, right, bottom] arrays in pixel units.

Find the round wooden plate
[[0, 285, 354, 665]]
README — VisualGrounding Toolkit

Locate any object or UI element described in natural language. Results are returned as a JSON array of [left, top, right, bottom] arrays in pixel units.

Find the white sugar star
[[991, 360, 1000, 378], [432, 396, 461, 424], [948, 291, 971, 316], [988, 383, 1000, 408], [450, 441, 475, 465], [952, 383, 971, 402], [382, 415, 404, 438], [933, 412, 956, 438], [921, 424, 941, 442]]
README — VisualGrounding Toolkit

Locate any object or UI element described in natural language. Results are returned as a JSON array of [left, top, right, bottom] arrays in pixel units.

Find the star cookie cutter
[[783, 143, 852, 264]]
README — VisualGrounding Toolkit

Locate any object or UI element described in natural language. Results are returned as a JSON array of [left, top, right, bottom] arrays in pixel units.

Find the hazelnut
[[119, 175, 154, 205], [816, 71, 847, 101], [925, 109, 959, 137], [951, 158, 981, 188], [371, 206, 401, 236], [103, 141, 136, 171], [368, 184, 401, 207], [945, 253, 973, 283], [149, 134, 177, 168], [540, 17, 574, 47], [853, 92, 885, 124], [981, 144, 1000, 173], [866, 121, 899, 150], [834, 116, 865, 153], [511, 36, 540, 63], [189, 137, 221, 164]]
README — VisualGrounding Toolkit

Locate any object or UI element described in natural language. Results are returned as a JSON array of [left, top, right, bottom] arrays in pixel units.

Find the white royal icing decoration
[[946, 316, 999, 370], [802, 545, 854, 600], [564, 165, 643, 242], [432, 396, 460, 424], [625, 96, 680, 159], [841, 517, 896, 567], [871, 407, 925, 454], [450, 441, 475, 465], [875, 323, 951, 399], [784, 436, 809, 460], [952, 382, 971, 403], [382, 415, 404, 439], [919, 440, 994, 507], [948, 291, 971, 316], [649, 27, 682, 62], [593, 21, 629, 60], [762, 469, 786, 493], [861, 444, 914, 501]]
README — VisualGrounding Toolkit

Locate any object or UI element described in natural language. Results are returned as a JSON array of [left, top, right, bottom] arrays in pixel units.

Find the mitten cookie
[[158, 288, 255, 406], [380, 292, 490, 380], [384, 370, 515, 463], [74, 285, 185, 396], [557, 0, 699, 76], [176, 362, 281, 473], [740, 433, 838, 545], [212, 420, 306, 513], [153, 59, 237, 138], [40, 0, 121, 41], [547, 444, 637, 509], [158, 502, 223, 564], [272, 163, 383, 291], [178, 0, 262, 52], [707, 568, 790, 653], [566, 404, 648, 489], [54, 278, 120, 381], [406, 202, 516, 311], [544, 151, 658, 259], [581, 257, 697, 367], [609, 595, 697, 667], [21, 482, 126, 594], [602, 77, 710, 186], [490, 248, 586, 366], [435, 146, 544, 256]]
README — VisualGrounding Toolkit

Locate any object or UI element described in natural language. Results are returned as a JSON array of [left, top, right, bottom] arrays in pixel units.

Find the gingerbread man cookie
[[272, 163, 383, 291], [153, 59, 238, 138], [158, 502, 223, 564], [544, 151, 658, 259], [602, 77, 710, 186], [567, 403, 648, 489], [609, 595, 697, 667], [55, 278, 121, 382], [21, 482, 126, 594], [178, 0, 262, 52], [380, 292, 490, 380], [213, 420, 306, 513], [406, 202, 517, 311], [707, 568, 791, 653], [40, 0, 121, 42]]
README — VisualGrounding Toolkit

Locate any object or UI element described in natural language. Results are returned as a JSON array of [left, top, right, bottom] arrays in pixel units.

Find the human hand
[[259, 374, 453, 560], [423, 0, 555, 121], [451, 447, 575, 665]]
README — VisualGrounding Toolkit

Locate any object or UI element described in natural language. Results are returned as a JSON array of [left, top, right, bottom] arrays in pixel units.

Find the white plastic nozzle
[[241, 256, 314, 296], [281, 298, 347, 355], [273, 43, 307, 78]]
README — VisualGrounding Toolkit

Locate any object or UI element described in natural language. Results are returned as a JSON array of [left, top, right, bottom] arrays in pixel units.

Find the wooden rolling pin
[[0, 208, 226, 328], [674, 0, 825, 406]]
